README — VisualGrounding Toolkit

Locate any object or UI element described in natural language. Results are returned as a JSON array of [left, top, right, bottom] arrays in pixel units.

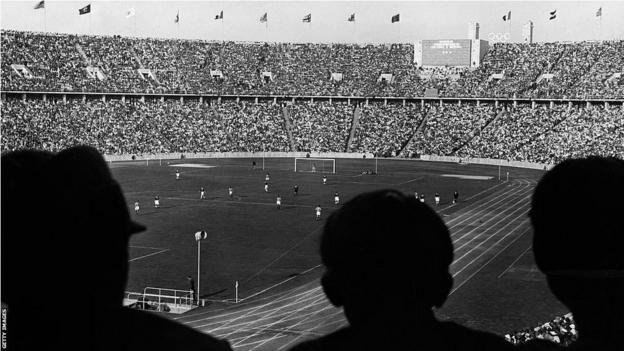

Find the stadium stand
[[3, 30, 623, 98]]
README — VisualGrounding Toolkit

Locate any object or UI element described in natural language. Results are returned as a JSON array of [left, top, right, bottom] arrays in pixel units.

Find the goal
[[294, 158, 336, 174]]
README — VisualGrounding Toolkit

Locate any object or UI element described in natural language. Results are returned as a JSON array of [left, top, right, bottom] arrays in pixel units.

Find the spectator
[[289, 189, 514, 351], [1, 146, 232, 351], [523, 156, 624, 351]]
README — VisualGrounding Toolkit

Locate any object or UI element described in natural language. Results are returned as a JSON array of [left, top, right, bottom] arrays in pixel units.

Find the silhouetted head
[[530, 156, 624, 339], [2, 146, 145, 309], [320, 189, 453, 327]]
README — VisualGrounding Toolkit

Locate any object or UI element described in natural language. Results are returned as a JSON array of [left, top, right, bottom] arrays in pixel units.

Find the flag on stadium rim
[[348, 13, 355, 22], [174, 11, 179, 23], [549, 9, 557, 20], [126, 7, 135, 19], [596, 7, 602, 17], [33, 0, 44, 10], [302, 13, 311, 22], [391, 13, 400, 23], [79, 4, 91, 15], [503, 10, 511, 21], [215, 10, 223, 20], [260, 12, 267, 23]]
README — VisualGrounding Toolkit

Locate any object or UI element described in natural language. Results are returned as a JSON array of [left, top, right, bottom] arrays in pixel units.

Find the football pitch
[[112, 157, 568, 349]]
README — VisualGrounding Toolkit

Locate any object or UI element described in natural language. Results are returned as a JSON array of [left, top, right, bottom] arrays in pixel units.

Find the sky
[[1, 0, 623, 43]]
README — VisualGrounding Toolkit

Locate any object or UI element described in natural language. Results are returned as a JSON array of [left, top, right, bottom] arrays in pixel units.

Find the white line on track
[[450, 227, 531, 296], [128, 248, 169, 262], [497, 245, 532, 278]]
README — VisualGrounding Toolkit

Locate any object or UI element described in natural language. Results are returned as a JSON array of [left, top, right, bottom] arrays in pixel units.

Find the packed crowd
[[3, 30, 623, 98], [0, 99, 290, 154], [2, 98, 622, 163], [506, 314, 577, 346], [351, 102, 425, 157], [287, 101, 353, 153], [405, 104, 499, 156]]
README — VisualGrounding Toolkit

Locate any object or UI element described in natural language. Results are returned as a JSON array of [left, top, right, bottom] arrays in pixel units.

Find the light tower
[[194, 230, 208, 304], [468, 22, 480, 40], [522, 21, 534, 44]]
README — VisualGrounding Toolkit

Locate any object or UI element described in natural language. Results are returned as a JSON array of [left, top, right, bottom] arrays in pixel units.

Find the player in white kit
[[134, 201, 140, 213], [334, 192, 340, 205], [200, 187, 205, 200], [154, 195, 160, 208], [228, 186, 233, 198], [276, 194, 282, 209], [315, 205, 322, 220], [323, 176, 327, 185], [265, 173, 270, 182], [175, 169, 180, 180], [434, 192, 440, 206], [264, 182, 269, 192]]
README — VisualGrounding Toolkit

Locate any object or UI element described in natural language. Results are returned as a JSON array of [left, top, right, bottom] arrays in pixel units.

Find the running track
[[173, 178, 536, 350]]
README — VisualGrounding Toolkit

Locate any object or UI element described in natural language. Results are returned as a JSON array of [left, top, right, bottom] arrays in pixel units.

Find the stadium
[[1, 1, 623, 350]]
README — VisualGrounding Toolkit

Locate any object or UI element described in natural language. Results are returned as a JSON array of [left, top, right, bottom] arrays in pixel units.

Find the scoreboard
[[421, 40, 472, 66], [414, 39, 488, 67]]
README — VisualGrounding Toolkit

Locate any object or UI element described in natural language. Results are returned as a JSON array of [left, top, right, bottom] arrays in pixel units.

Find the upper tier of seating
[[2, 30, 623, 98]]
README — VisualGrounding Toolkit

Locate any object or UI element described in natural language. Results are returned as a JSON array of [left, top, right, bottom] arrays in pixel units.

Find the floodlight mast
[[195, 231, 207, 303]]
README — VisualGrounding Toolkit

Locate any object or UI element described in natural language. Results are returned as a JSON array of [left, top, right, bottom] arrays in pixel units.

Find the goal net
[[294, 158, 336, 174]]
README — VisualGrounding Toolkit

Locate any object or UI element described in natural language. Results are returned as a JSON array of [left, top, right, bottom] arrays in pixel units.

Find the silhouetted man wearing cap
[[2, 146, 231, 351], [521, 156, 624, 351], [290, 189, 513, 351]]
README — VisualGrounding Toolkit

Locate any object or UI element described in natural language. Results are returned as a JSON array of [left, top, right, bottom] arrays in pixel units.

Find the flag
[[126, 7, 135, 18], [260, 12, 267, 23], [391, 14, 400, 23], [33, 0, 44, 10], [549, 9, 557, 20], [174, 11, 179, 23], [302, 13, 311, 22], [503, 11, 511, 21], [348, 13, 355, 22], [79, 4, 91, 15], [215, 10, 223, 20], [596, 7, 602, 17]]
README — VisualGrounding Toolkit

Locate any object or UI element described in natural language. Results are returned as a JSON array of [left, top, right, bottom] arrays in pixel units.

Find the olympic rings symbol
[[488, 32, 511, 43]]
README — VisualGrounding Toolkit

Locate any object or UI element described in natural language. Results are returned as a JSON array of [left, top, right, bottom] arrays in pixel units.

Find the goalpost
[[294, 158, 336, 174]]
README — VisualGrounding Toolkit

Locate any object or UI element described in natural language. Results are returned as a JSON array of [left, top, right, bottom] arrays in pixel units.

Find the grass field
[[113, 157, 569, 350]]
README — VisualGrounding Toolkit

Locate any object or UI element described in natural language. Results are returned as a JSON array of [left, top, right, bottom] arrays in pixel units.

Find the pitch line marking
[[128, 248, 169, 262], [238, 265, 323, 303], [240, 226, 322, 285], [497, 245, 533, 278]]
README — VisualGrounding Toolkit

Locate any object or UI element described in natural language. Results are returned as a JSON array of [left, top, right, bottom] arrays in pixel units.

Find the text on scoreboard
[[421, 40, 472, 66]]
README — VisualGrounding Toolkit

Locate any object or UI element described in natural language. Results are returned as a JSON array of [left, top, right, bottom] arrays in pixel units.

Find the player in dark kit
[[294, 185, 299, 196], [252, 161, 256, 169], [453, 190, 459, 204]]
